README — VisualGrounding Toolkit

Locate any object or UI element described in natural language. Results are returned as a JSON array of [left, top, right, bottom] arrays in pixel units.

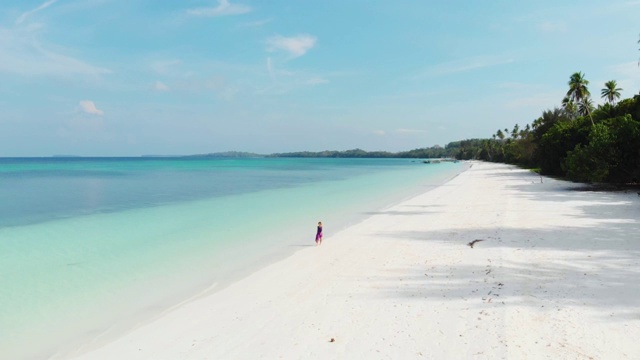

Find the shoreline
[[1, 160, 467, 360], [70, 162, 640, 359]]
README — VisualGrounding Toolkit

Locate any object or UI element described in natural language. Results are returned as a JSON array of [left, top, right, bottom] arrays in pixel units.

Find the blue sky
[[1, 0, 639, 156]]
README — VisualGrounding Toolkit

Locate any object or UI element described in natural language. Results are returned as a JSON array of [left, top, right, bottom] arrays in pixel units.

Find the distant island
[[185, 151, 266, 158], [186, 144, 465, 159]]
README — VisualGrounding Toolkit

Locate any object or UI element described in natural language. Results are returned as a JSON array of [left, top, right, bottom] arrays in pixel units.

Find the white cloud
[[0, 37, 112, 77], [1, 11, 111, 78], [151, 60, 181, 75], [15, 0, 57, 25], [395, 128, 426, 135], [79, 100, 104, 116], [537, 21, 567, 33], [0, 1, 111, 79], [266, 34, 317, 58], [608, 61, 640, 78], [266, 57, 275, 80], [239, 18, 273, 28], [256, 61, 332, 95], [416, 56, 514, 78], [307, 77, 329, 85], [373, 130, 386, 136], [504, 92, 560, 109], [154, 81, 170, 91], [187, 0, 252, 17], [498, 82, 544, 90]]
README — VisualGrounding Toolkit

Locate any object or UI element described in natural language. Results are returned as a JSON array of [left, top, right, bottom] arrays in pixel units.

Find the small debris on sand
[[467, 239, 484, 248]]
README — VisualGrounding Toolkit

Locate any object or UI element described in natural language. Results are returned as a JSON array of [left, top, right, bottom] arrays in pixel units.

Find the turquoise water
[[0, 157, 466, 359]]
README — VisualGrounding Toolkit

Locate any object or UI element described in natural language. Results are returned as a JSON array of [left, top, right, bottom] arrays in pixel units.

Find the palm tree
[[566, 72, 594, 125], [511, 124, 520, 139], [578, 97, 594, 118], [601, 80, 622, 104], [562, 96, 578, 119]]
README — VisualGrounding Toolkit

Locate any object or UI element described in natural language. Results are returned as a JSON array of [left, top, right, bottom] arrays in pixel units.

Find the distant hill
[[272, 149, 395, 158], [272, 145, 457, 159], [183, 145, 463, 159], [185, 151, 266, 158]]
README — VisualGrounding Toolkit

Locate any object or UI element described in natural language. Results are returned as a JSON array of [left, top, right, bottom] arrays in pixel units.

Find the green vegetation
[[461, 73, 640, 184], [601, 80, 622, 105], [272, 146, 453, 159]]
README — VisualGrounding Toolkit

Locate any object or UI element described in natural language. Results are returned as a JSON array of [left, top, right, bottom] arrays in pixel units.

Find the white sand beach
[[69, 162, 640, 359]]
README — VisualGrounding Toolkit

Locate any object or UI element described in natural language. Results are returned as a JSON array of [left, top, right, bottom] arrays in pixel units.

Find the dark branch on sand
[[467, 239, 484, 248]]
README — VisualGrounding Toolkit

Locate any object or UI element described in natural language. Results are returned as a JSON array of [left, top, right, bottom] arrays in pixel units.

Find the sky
[[1, 0, 639, 156]]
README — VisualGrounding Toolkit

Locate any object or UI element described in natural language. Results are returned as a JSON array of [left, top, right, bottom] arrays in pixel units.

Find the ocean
[[0, 157, 467, 359]]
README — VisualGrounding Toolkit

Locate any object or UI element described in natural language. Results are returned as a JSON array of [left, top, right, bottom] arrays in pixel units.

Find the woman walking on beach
[[315, 221, 323, 246]]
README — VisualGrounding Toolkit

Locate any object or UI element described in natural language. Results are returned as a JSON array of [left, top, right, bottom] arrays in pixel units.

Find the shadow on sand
[[367, 165, 640, 322]]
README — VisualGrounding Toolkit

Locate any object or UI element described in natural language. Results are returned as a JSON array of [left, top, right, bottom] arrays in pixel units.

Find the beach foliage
[[446, 69, 639, 184], [481, 84, 640, 184], [601, 80, 622, 105], [567, 72, 594, 125]]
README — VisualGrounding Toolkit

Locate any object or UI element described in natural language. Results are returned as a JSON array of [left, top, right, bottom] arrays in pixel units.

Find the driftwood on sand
[[467, 239, 484, 248]]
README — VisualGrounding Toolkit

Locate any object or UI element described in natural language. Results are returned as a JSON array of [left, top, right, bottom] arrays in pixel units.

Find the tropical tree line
[[273, 144, 463, 159], [462, 72, 640, 184]]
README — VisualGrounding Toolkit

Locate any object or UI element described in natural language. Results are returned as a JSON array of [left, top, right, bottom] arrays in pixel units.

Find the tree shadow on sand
[[366, 166, 640, 323]]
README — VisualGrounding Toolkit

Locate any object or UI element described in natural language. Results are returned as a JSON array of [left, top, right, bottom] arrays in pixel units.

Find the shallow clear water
[[0, 157, 466, 359]]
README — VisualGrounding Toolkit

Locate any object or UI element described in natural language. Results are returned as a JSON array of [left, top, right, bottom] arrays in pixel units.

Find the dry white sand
[[70, 162, 640, 359]]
